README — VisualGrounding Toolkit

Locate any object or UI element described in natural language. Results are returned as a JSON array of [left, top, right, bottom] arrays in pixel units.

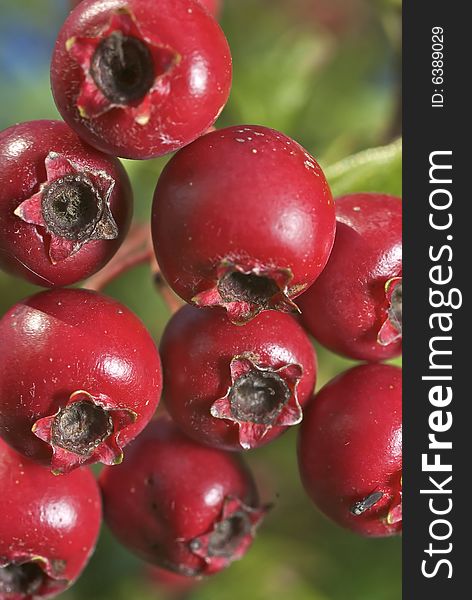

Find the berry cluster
[[0, 0, 402, 598]]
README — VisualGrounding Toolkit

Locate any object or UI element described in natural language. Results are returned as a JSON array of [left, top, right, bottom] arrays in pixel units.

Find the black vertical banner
[[403, 3, 468, 598]]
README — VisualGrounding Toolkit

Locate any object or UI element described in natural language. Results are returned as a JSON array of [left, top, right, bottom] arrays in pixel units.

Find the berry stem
[[84, 246, 152, 291], [153, 271, 185, 315], [83, 222, 152, 291], [149, 246, 184, 314], [82, 221, 183, 314]]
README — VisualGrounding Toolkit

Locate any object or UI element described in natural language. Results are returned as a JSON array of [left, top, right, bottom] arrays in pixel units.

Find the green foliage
[[218, 0, 398, 163], [325, 138, 402, 197]]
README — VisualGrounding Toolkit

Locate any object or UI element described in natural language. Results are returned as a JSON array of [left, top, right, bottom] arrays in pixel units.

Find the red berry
[[99, 417, 269, 576], [152, 125, 335, 324], [297, 193, 402, 361], [53, 0, 232, 159], [160, 305, 317, 450], [0, 289, 162, 474], [0, 438, 101, 599], [297, 364, 402, 537], [0, 120, 132, 287]]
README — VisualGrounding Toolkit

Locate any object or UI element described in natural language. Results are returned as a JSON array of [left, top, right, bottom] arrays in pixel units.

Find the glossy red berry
[[152, 125, 335, 324], [160, 305, 317, 451], [297, 193, 402, 361], [0, 120, 132, 287], [0, 438, 101, 600], [0, 288, 162, 474], [53, 0, 232, 159], [99, 417, 268, 576], [297, 364, 402, 537]]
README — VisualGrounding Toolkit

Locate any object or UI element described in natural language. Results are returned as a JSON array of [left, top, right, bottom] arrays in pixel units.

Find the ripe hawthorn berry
[[0, 288, 162, 474], [297, 364, 402, 536], [152, 125, 335, 324], [297, 193, 402, 361], [0, 438, 101, 600], [0, 120, 132, 287], [160, 305, 317, 450], [53, 0, 232, 159], [99, 417, 269, 576]]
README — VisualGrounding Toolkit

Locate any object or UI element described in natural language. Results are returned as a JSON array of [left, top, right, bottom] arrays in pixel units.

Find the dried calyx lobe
[[218, 271, 280, 307], [90, 31, 155, 104], [51, 400, 113, 455], [0, 562, 46, 597], [229, 370, 291, 424], [42, 174, 103, 240]]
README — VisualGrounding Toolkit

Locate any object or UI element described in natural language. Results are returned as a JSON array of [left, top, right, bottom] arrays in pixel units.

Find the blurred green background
[[0, 1, 401, 599]]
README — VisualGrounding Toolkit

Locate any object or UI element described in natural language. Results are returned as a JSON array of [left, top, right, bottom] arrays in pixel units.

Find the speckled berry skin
[[53, 0, 232, 159], [0, 120, 132, 288], [100, 418, 268, 576], [0, 438, 101, 600], [298, 364, 402, 537], [160, 305, 317, 451], [297, 193, 402, 361], [152, 125, 335, 324], [0, 289, 162, 474]]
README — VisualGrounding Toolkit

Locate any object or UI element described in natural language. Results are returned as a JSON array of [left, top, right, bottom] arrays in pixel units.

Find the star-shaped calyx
[[32, 390, 136, 474], [66, 8, 180, 124], [14, 152, 118, 264], [193, 260, 302, 324], [378, 276, 402, 346], [0, 555, 67, 600], [210, 354, 304, 449], [188, 496, 270, 575]]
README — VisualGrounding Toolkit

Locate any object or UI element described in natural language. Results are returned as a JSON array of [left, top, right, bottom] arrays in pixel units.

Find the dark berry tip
[[0, 562, 46, 597], [41, 174, 103, 240], [229, 370, 290, 424], [218, 271, 280, 307], [51, 400, 113, 456], [207, 512, 252, 558], [90, 32, 155, 105]]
